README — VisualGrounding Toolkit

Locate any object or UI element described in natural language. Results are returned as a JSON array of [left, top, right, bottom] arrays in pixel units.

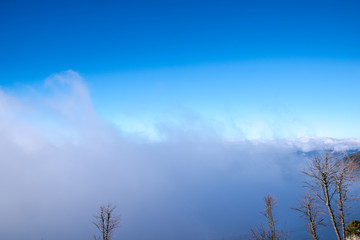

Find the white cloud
[[0, 71, 359, 240]]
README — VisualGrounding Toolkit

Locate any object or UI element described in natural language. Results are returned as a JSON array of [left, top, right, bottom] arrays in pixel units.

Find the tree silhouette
[[93, 204, 120, 240]]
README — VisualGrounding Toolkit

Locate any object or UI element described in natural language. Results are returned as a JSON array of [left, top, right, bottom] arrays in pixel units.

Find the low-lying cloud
[[0, 71, 359, 240]]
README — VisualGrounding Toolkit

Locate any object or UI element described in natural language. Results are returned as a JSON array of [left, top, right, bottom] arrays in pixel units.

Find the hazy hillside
[[344, 151, 360, 167]]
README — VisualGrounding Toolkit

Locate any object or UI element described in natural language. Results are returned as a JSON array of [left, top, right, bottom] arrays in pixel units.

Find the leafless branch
[[303, 151, 342, 240], [292, 192, 324, 240], [93, 203, 121, 240]]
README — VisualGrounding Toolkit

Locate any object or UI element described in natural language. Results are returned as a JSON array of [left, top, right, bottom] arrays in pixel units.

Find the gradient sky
[[1, 0, 360, 140]]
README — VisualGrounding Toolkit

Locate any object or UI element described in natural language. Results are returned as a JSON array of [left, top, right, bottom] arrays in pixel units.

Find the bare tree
[[93, 204, 120, 240], [333, 156, 358, 239], [264, 194, 277, 240], [249, 194, 287, 240], [303, 152, 341, 240], [303, 151, 359, 240], [292, 192, 324, 240]]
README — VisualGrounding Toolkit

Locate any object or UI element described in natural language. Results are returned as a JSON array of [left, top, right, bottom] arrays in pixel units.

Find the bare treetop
[[93, 204, 121, 240], [302, 151, 359, 240]]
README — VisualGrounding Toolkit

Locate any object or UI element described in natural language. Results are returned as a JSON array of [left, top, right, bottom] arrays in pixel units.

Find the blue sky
[[1, 0, 360, 139]]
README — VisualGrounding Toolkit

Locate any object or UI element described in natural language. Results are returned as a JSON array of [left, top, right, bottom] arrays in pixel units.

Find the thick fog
[[1, 72, 359, 240]]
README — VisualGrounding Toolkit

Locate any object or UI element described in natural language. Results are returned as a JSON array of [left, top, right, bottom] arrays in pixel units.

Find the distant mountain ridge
[[295, 148, 360, 169], [343, 151, 360, 167]]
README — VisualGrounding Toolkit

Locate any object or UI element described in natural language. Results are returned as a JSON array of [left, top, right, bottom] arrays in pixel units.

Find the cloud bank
[[0, 71, 359, 240]]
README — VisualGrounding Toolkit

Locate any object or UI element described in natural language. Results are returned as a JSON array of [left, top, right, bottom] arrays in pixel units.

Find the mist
[[1, 72, 359, 240]]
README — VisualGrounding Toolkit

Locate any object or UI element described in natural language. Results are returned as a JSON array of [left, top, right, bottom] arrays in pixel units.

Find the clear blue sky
[[1, 0, 360, 139]]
